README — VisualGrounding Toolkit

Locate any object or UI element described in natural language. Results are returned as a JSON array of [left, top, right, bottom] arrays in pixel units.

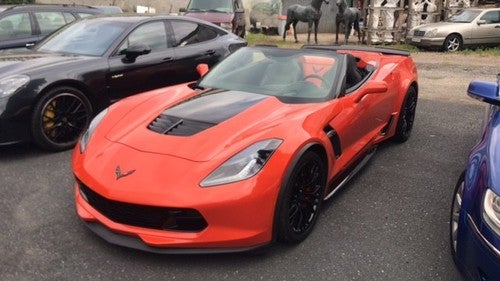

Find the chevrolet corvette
[[72, 45, 418, 253]]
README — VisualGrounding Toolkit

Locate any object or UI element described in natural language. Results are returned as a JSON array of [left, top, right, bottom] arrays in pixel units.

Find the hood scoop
[[148, 89, 268, 136], [148, 114, 214, 136]]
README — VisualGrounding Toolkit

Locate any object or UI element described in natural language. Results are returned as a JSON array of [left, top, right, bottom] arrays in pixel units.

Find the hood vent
[[147, 90, 269, 137], [148, 114, 215, 136]]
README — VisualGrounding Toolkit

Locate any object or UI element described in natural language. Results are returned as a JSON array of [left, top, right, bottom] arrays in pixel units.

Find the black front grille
[[148, 114, 214, 136], [77, 180, 208, 232], [413, 30, 425, 37]]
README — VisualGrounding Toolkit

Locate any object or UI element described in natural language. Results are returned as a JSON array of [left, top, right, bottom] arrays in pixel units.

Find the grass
[[246, 32, 500, 56]]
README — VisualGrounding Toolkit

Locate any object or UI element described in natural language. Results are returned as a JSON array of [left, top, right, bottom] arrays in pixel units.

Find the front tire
[[450, 172, 465, 261], [275, 151, 327, 243], [443, 34, 462, 52], [393, 86, 417, 142], [31, 86, 93, 151]]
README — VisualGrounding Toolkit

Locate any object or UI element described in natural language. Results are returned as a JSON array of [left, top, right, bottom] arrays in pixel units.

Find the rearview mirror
[[196, 63, 209, 77], [468, 78, 500, 106]]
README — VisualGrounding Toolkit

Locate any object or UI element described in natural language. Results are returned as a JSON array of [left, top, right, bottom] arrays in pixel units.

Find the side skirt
[[324, 147, 377, 200]]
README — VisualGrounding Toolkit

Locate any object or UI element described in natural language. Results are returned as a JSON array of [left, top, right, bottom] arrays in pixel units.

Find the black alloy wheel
[[32, 87, 93, 151], [393, 86, 417, 142], [276, 151, 326, 243]]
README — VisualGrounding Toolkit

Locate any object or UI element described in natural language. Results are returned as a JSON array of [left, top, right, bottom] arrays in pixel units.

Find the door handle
[[162, 57, 173, 62], [205, 50, 216, 55]]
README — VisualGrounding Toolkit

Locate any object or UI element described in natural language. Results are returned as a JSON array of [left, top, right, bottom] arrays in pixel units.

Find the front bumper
[[405, 36, 445, 48], [0, 95, 33, 145], [72, 140, 283, 253], [455, 213, 500, 281]]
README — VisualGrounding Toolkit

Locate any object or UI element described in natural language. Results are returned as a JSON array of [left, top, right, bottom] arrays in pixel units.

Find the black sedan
[[0, 14, 246, 151]]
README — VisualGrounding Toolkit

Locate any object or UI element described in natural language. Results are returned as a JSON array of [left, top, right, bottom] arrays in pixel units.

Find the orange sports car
[[72, 45, 418, 253]]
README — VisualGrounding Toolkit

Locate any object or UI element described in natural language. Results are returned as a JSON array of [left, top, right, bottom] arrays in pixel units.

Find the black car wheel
[[32, 87, 93, 151], [450, 171, 465, 260], [393, 86, 417, 142], [443, 34, 462, 52], [276, 151, 326, 243]]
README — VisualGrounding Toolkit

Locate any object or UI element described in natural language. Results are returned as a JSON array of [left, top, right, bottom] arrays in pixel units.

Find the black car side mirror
[[123, 43, 151, 63]]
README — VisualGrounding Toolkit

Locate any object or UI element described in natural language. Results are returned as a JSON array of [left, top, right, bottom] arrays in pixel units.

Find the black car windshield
[[446, 9, 481, 23], [187, 0, 233, 13], [36, 19, 129, 56], [199, 47, 341, 103]]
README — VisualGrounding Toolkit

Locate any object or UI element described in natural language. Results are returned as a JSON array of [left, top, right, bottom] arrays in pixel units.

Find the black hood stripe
[[148, 90, 269, 136]]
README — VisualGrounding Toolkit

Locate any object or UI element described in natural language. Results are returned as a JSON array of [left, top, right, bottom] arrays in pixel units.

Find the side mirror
[[468, 80, 500, 106], [353, 80, 387, 102], [477, 19, 486, 25], [235, 8, 244, 13], [362, 80, 388, 93], [179, 8, 187, 14], [196, 63, 209, 77], [123, 43, 151, 62]]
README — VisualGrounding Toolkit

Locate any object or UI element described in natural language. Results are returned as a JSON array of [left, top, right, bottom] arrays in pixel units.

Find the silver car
[[406, 8, 500, 52]]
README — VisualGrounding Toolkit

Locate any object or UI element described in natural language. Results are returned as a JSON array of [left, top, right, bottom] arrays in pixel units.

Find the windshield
[[187, 0, 233, 13], [36, 19, 129, 56], [446, 9, 481, 23], [199, 47, 341, 103]]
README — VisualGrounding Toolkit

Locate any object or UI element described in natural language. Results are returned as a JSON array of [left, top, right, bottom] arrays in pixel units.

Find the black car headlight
[[79, 108, 108, 153], [483, 188, 500, 235], [200, 139, 282, 187], [0, 74, 30, 98]]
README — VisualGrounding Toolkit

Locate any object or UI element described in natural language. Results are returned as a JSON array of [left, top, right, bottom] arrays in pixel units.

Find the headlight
[[0, 74, 30, 98], [483, 188, 500, 235], [200, 139, 282, 187], [79, 108, 108, 153], [424, 28, 438, 38], [220, 22, 233, 31]]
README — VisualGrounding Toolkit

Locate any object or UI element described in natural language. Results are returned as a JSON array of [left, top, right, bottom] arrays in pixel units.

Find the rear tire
[[393, 86, 417, 143], [275, 151, 326, 243], [31, 86, 93, 151]]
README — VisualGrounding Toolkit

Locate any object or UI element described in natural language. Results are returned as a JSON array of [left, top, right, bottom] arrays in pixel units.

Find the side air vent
[[324, 125, 342, 158], [148, 114, 215, 136]]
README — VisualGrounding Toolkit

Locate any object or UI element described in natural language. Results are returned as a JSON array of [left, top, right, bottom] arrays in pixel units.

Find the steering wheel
[[303, 74, 327, 84]]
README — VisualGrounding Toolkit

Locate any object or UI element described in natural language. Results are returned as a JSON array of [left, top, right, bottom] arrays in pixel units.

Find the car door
[[168, 19, 226, 83], [328, 58, 397, 170], [107, 19, 177, 101], [472, 10, 500, 45], [0, 12, 35, 49]]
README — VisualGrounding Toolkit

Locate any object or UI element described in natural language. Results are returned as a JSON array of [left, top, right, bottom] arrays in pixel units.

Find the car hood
[[105, 88, 318, 162], [184, 12, 234, 24], [0, 51, 88, 76]]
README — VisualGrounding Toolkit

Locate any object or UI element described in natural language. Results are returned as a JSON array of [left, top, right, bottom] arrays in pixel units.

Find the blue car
[[451, 74, 500, 281]]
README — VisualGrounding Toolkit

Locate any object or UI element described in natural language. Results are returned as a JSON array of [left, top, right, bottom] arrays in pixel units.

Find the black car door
[[167, 19, 226, 82], [0, 11, 36, 50], [107, 19, 177, 101]]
